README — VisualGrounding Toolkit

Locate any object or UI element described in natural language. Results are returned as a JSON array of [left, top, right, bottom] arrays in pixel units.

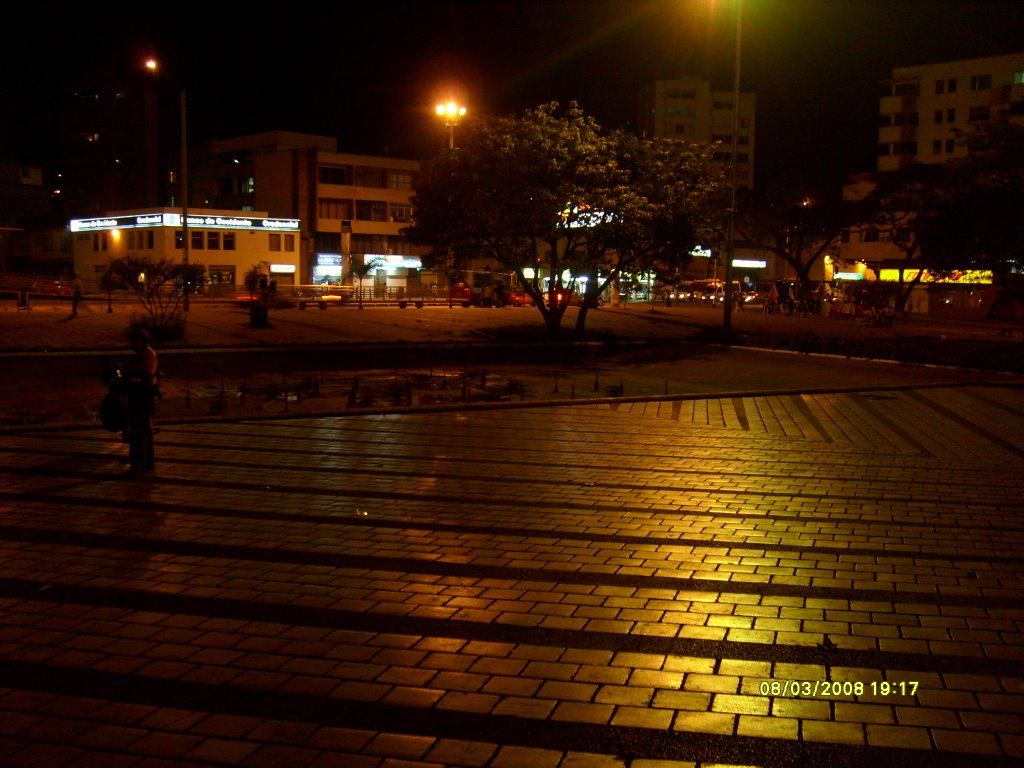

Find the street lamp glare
[[435, 101, 467, 149], [436, 101, 466, 119], [145, 58, 158, 72]]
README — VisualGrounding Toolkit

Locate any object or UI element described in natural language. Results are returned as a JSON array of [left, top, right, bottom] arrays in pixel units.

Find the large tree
[[406, 102, 726, 335], [920, 122, 1024, 311], [567, 131, 726, 333], [735, 170, 849, 294], [858, 162, 951, 311]]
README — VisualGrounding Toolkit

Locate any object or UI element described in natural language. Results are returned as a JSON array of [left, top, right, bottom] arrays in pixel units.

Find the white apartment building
[[878, 52, 1024, 172], [639, 76, 756, 189]]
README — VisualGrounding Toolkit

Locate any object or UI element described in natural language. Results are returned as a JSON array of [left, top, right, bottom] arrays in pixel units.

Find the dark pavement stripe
[[0, 578, 1016, 677]]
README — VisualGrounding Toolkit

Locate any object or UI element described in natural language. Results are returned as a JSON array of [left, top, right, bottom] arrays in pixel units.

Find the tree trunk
[[574, 305, 590, 336]]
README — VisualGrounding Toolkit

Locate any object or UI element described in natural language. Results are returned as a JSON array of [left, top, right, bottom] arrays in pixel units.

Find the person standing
[[71, 274, 82, 315], [124, 328, 158, 476]]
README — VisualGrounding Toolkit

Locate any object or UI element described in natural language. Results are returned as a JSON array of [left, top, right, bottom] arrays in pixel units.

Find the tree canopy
[[736, 170, 852, 292], [920, 122, 1024, 307], [405, 102, 727, 335]]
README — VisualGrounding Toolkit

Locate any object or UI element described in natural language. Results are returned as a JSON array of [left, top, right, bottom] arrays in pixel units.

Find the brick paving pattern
[[1, 381, 1023, 767]]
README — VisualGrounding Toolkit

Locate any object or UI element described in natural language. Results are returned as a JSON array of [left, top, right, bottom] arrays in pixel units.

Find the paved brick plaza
[[1, 379, 1022, 766]]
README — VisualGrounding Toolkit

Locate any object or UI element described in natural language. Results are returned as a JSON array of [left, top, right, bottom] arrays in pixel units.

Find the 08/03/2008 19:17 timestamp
[[759, 680, 920, 697]]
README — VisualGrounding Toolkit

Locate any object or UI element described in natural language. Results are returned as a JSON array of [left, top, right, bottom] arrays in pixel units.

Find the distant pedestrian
[[71, 274, 82, 315], [124, 328, 159, 476]]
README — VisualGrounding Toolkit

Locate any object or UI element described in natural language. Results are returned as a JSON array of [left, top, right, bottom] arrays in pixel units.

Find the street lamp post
[[435, 101, 467, 149], [179, 88, 190, 312], [723, 0, 742, 338], [145, 58, 190, 312]]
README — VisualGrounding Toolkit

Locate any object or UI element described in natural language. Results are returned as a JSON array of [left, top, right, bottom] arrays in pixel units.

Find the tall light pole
[[145, 58, 190, 312], [435, 101, 467, 149], [723, 0, 741, 338]]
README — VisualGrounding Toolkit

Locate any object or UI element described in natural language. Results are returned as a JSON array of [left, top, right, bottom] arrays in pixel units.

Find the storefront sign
[[70, 212, 301, 232]]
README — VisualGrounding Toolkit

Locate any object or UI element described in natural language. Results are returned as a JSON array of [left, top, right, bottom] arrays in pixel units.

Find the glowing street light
[[145, 57, 191, 311], [435, 101, 467, 149]]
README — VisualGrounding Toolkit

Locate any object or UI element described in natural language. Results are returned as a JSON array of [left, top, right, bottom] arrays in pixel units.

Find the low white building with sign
[[69, 208, 301, 295]]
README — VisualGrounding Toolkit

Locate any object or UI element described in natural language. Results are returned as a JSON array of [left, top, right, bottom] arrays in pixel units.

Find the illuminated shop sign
[[835, 272, 865, 280], [690, 245, 712, 259], [732, 259, 767, 269], [317, 254, 342, 266], [878, 269, 992, 283], [269, 264, 296, 273], [366, 253, 422, 269], [70, 213, 301, 232]]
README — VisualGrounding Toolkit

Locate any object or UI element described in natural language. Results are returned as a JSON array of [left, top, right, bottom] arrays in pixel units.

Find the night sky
[[3, 0, 1024, 194]]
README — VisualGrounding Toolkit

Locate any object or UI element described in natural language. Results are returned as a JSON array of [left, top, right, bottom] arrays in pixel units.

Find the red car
[[34, 280, 74, 296]]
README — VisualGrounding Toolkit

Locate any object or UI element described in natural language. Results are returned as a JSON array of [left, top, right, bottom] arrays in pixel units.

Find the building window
[[390, 204, 413, 223], [146, 230, 154, 249], [354, 167, 387, 188], [388, 171, 413, 190], [318, 166, 351, 185], [269, 233, 282, 252], [356, 200, 387, 222], [223, 232, 236, 251], [191, 231, 204, 250], [175, 230, 184, 249], [318, 198, 353, 220], [353, 234, 390, 254], [934, 109, 943, 125], [1011, 101, 1024, 116], [674, 124, 687, 134], [933, 139, 942, 154], [946, 138, 955, 153], [893, 82, 919, 96], [207, 232, 220, 250], [969, 105, 991, 122], [935, 79, 945, 94], [862, 228, 879, 243], [947, 108, 956, 123], [970, 74, 993, 91], [285, 234, 295, 252], [1014, 70, 1024, 85], [948, 78, 957, 93], [208, 266, 235, 287]]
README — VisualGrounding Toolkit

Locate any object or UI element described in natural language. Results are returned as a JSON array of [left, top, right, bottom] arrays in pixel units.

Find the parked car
[[34, 280, 74, 296]]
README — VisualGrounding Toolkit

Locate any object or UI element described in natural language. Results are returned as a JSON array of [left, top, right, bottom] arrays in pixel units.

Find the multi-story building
[[878, 52, 1024, 171], [638, 76, 756, 189], [211, 132, 424, 293]]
